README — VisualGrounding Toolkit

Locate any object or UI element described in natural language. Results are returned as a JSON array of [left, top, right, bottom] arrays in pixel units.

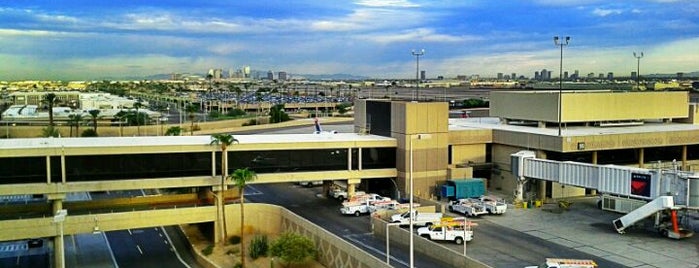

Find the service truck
[[417, 222, 474, 245], [390, 210, 442, 227], [339, 193, 393, 216], [524, 258, 598, 268], [477, 195, 508, 214], [448, 199, 489, 217], [342, 193, 390, 205], [340, 200, 372, 216]]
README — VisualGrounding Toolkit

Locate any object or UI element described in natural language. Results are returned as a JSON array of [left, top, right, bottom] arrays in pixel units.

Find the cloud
[[356, 28, 481, 44], [592, 8, 623, 17], [354, 0, 420, 8]]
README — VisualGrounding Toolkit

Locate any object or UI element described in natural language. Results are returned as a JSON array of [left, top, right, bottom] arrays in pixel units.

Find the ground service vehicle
[[448, 199, 488, 217], [417, 220, 474, 244], [477, 195, 508, 214], [342, 193, 390, 204], [340, 200, 372, 216], [298, 180, 323, 187], [390, 210, 442, 227], [340, 194, 393, 216], [525, 258, 598, 268]]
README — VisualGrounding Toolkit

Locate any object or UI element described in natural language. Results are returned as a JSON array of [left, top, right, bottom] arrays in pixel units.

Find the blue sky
[[0, 0, 698, 80]]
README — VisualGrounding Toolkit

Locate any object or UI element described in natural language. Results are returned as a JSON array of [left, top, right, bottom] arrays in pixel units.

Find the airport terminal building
[[355, 90, 699, 202]]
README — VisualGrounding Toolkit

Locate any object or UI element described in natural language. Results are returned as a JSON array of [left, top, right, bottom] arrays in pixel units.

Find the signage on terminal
[[630, 173, 651, 197]]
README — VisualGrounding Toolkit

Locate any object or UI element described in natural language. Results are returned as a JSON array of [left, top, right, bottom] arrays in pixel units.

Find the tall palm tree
[[42, 93, 58, 128], [229, 167, 257, 268], [133, 102, 143, 136], [186, 104, 198, 135], [68, 114, 84, 137], [88, 110, 100, 133], [210, 134, 239, 244]]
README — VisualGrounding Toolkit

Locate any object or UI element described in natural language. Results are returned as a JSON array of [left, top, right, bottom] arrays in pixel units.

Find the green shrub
[[201, 244, 214, 256], [249, 235, 269, 259], [242, 119, 257, 126], [270, 232, 317, 266], [229, 235, 241, 245], [80, 129, 98, 137], [227, 108, 246, 117]]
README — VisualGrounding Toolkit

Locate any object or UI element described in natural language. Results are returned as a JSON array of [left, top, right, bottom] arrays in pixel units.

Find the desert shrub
[[249, 235, 269, 259]]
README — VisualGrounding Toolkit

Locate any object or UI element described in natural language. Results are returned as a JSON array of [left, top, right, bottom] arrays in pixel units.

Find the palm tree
[[186, 104, 198, 135], [88, 110, 100, 133], [68, 114, 84, 137], [210, 134, 239, 244], [229, 167, 257, 268], [42, 93, 58, 129], [133, 102, 143, 136]]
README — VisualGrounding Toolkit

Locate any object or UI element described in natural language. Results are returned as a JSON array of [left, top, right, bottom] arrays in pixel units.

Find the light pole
[[53, 209, 67, 268], [553, 36, 570, 137], [409, 133, 431, 268], [385, 222, 401, 264], [633, 51, 644, 89], [411, 49, 425, 101]]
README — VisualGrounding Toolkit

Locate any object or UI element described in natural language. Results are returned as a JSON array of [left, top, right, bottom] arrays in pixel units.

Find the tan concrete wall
[[392, 101, 449, 200], [491, 91, 689, 123], [451, 144, 487, 166], [489, 144, 522, 193], [372, 216, 491, 268]]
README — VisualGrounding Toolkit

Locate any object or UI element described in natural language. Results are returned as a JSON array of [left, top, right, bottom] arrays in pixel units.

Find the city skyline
[[0, 0, 698, 81]]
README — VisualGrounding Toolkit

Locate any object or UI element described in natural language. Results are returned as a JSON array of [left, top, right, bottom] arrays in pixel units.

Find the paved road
[[247, 183, 628, 268], [247, 183, 451, 268]]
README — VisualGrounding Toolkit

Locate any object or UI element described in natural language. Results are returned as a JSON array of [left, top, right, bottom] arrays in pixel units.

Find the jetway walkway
[[511, 150, 699, 239]]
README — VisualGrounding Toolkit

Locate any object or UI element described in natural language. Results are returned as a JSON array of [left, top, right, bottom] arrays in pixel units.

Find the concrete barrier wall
[[371, 215, 491, 268], [225, 203, 391, 268]]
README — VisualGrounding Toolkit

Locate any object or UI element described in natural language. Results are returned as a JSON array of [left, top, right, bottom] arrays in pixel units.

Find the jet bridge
[[511, 150, 699, 239]]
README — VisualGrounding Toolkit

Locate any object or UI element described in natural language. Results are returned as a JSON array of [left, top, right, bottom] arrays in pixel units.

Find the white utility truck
[[448, 199, 489, 217], [476, 195, 508, 214], [339, 193, 392, 216], [390, 210, 442, 227], [417, 219, 475, 244], [525, 258, 598, 268], [340, 200, 372, 216]]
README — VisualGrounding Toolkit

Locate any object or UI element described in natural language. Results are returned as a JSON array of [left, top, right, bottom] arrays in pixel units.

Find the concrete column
[[591, 151, 598, 195], [638, 148, 645, 168], [213, 189, 223, 244], [536, 150, 547, 201], [347, 179, 362, 198], [53, 199, 65, 268]]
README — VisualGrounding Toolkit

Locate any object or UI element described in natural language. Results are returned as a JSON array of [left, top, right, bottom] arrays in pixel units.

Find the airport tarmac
[[482, 195, 699, 268]]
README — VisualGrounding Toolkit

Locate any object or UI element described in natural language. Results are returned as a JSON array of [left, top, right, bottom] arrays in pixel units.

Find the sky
[[0, 0, 698, 81]]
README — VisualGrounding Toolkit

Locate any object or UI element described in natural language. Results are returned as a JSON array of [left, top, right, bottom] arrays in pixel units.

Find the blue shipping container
[[441, 178, 486, 200]]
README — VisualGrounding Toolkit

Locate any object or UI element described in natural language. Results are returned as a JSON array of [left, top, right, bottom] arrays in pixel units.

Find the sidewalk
[[483, 194, 699, 268]]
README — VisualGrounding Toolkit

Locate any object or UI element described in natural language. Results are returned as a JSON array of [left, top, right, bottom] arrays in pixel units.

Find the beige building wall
[[491, 90, 689, 123], [392, 101, 449, 199]]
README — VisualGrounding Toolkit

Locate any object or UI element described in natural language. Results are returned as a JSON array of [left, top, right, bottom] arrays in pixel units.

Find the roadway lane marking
[[343, 233, 409, 267], [101, 232, 119, 268], [136, 245, 143, 255], [244, 185, 263, 196], [160, 227, 191, 268]]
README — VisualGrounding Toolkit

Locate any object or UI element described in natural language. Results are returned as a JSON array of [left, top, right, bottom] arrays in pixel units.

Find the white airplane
[[313, 118, 338, 134]]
